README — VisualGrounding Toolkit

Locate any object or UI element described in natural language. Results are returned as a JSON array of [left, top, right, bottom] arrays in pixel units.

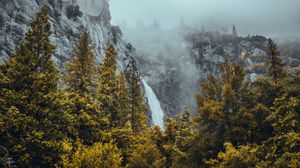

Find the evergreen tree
[[97, 45, 136, 166], [264, 95, 300, 167], [112, 73, 131, 127], [172, 107, 193, 168], [174, 107, 192, 150], [191, 60, 259, 167], [232, 25, 237, 37], [162, 118, 178, 168], [97, 44, 118, 126], [111, 73, 134, 165], [266, 38, 286, 83], [0, 6, 73, 167], [195, 60, 299, 167], [64, 30, 106, 145], [64, 30, 96, 97], [125, 59, 148, 133]]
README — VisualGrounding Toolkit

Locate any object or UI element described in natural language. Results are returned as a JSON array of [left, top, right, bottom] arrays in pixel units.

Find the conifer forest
[[0, 1, 299, 167]]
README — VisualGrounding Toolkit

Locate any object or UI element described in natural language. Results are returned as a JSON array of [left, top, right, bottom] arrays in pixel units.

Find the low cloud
[[110, 0, 300, 37]]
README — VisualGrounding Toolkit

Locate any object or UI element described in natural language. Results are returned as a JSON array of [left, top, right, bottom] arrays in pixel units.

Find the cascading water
[[142, 79, 165, 129]]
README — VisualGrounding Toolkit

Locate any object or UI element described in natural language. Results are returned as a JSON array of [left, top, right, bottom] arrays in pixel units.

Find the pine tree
[[174, 106, 192, 151], [162, 118, 178, 168], [64, 30, 96, 97], [266, 38, 286, 83], [97, 45, 133, 127], [232, 25, 237, 37], [97, 45, 136, 165], [0, 6, 73, 167], [264, 95, 300, 167], [191, 60, 253, 167], [97, 44, 118, 126], [64, 30, 106, 145], [112, 73, 131, 127], [125, 59, 148, 133], [110, 73, 134, 165], [171, 107, 193, 168]]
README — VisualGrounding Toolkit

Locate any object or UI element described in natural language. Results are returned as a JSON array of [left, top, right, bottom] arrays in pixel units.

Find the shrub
[[66, 5, 82, 20]]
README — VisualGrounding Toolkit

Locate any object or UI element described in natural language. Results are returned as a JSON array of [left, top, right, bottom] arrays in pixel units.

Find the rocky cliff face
[[187, 32, 268, 79], [0, 0, 135, 70], [123, 25, 300, 117]]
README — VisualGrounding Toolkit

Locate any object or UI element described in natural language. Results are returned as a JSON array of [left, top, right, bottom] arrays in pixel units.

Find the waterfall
[[142, 79, 165, 129]]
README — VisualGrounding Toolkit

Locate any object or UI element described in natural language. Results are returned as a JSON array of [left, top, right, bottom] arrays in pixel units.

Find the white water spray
[[142, 79, 165, 129]]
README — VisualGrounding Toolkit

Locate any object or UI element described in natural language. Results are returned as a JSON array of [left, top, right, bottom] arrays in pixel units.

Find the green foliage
[[174, 107, 192, 151], [207, 142, 260, 168], [262, 95, 300, 168], [112, 73, 131, 128], [125, 59, 148, 133], [126, 141, 166, 168], [61, 140, 122, 168], [65, 30, 96, 98], [96, 46, 150, 166], [63, 30, 107, 145], [191, 56, 299, 168], [191, 60, 251, 166], [1, 4, 299, 168], [97, 44, 118, 126], [0, 6, 73, 167], [65, 92, 109, 145], [172, 107, 193, 168], [266, 38, 286, 83]]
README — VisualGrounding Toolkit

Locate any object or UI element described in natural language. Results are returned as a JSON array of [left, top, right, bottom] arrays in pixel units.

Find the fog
[[110, 0, 300, 37], [109, 0, 300, 115]]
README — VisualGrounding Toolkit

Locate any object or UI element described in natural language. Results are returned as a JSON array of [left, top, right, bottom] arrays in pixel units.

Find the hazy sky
[[110, 0, 300, 37]]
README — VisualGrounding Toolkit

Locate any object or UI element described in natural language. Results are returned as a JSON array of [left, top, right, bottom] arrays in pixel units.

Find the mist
[[110, 0, 300, 37], [109, 0, 300, 115]]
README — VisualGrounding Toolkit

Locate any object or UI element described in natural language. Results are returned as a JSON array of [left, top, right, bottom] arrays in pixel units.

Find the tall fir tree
[[190, 60, 259, 167], [64, 30, 106, 145], [174, 107, 192, 150], [232, 25, 237, 37], [266, 38, 286, 83], [113, 73, 131, 127], [64, 30, 96, 97], [0, 6, 73, 167], [172, 107, 193, 168], [125, 59, 148, 133], [97, 44, 118, 126], [97, 45, 136, 165]]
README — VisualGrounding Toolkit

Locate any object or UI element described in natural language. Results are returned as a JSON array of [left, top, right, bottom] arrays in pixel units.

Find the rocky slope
[[0, 0, 135, 70], [123, 25, 300, 117]]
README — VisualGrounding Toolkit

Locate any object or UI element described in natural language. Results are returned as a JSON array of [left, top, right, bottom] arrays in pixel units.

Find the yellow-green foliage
[[0, 5, 299, 168], [126, 141, 166, 168], [61, 140, 122, 168], [0, 6, 73, 167], [125, 59, 148, 133], [97, 44, 118, 121], [207, 142, 260, 168], [266, 38, 287, 83], [64, 30, 108, 145], [65, 30, 97, 98]]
